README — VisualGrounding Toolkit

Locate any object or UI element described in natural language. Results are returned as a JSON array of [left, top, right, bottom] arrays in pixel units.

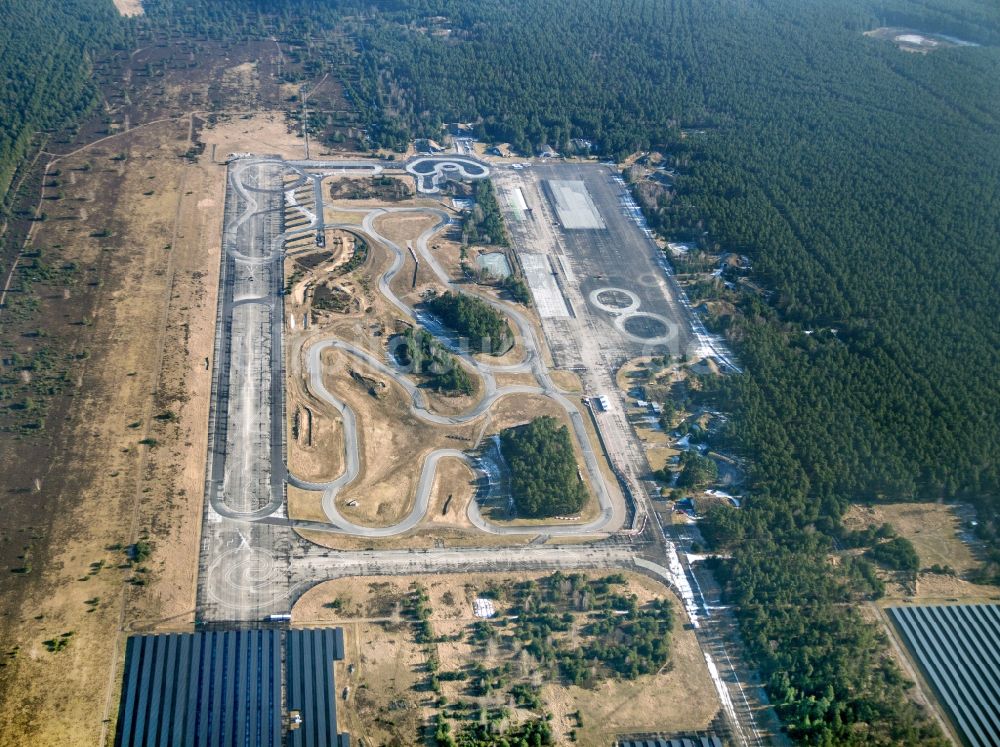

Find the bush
[[867, 537, 920, 572], [395, 329, 474, 395], [462, 180, 509, 247], [502, 276, 531, 305], [425, 292, 512, 355], [131, 540, 152, 563], [677, 451, 718, 488]]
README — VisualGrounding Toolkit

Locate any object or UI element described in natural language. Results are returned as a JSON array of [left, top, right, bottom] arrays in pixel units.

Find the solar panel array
[[115, 628, 349, 747], [619, 737, 722, 747], [287, 628, 349, 747], [888, 604, 1000, 747], [116, 629, 282, 747]]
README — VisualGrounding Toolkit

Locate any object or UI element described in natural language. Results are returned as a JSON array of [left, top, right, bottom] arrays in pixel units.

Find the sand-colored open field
[[0, 109, 328, 745], [845, 502, 1000, 603], [112, 0, 143, 17], [0, 117, 224, 744], [288, 359, 598, 544], [549, 369, 583, 393], [202, 111, 309, 162], [282, 201, 613, 545], [293, 570, 720, 746]]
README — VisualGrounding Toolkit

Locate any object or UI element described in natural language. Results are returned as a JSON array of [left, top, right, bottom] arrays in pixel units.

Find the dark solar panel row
[[889, 604, 1000, 747], [619, 737, 722, 747], [286, 628, 348, 747], [116, 629, 282, 747]]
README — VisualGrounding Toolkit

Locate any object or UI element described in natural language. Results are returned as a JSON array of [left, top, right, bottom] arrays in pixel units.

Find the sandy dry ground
[[112, 0, 143, 16], [844, 502, 1000, 602], [324, 208, 366, 226], [304, 347, 585, 529], [845, 503, 980, 575], [287, 485, 332, 524], [0, 110, 327, 746], [549, 369, 582, 393], [293, 571, 720, 746], [371, 211, 440, 246], [284, 244, 356, 484], [283, 206, 610, 542], [287, 396, 345, 484], [201, 111, 308, 161], [0, 117, 224, 745], [492, 371, 539, 389]]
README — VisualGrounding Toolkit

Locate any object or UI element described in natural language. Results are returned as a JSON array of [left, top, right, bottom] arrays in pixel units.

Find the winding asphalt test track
[[287, 203, 624, 536], [196, 157, 768, 745], [214, 156, 621, 537], [207, 158, 385, 522]]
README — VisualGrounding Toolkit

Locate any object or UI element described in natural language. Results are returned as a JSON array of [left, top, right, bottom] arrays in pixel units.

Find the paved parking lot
[[495, 162, 693, 366]]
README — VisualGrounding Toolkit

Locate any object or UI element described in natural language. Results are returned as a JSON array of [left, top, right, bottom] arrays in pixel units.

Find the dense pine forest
[[306, 3, 996, 740], [394, 327, 475, 395], [500, 417, 589, 518], [3, 0, 1000, 742], [0, 0, 126, 208], [425, 291, 513, 355]]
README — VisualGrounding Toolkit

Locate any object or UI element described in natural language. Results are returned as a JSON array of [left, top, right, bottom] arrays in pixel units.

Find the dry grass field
[[0, 117, 223, 745], [0, 11, 375, 735], [288, 360, 595, 542], [0, 108, 333, 745], [294, 571, 720, 747], [844, 502, 1000, 603], [112, 0, 143, 17], [282, 202, 613, 543]]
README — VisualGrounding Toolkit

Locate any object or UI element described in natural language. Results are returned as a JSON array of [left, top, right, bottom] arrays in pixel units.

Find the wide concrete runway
[[198, 157, 290, 620], [498, 162, 694, 363]]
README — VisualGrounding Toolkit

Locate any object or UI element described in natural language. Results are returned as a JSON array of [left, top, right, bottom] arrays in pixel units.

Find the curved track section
[[206, 157, 384, 523], [406, 156, 490, 193]]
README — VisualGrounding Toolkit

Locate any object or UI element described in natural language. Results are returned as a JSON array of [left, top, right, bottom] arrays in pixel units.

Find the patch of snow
[[473, 598, 496, 618]]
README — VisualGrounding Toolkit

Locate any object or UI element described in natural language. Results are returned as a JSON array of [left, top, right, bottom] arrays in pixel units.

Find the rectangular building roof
[[116, 629, 282, 747], [287, 628, 347, 747]]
